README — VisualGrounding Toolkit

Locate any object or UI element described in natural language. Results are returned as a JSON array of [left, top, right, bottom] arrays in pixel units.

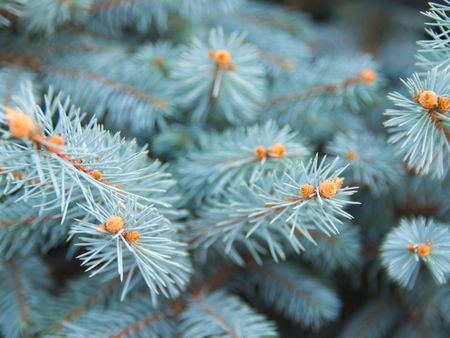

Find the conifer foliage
[[0, 0, 449, 337]]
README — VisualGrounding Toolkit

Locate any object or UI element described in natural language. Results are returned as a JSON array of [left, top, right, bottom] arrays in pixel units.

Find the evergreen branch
[[71, 194, 192, 300], [265, 54, 381, 129], [417, 0, 450, 69], [213, 1, 311, 73], [244, 262, 341, 328], [0, 51, 173, 137], [0, 257, 53, 338], [300, 222, 362, 272], [180, 290, 277, 338], [339, 298, 402, 338], [172, 27, 266, 124], [10, 260, 29, 329], [49, 276, 123, 334], [384, 69, 450, 179], [20, 0, 92, 35], [57, 298, 178, 338], [188, 155, 358, 263], [175, 120, 309, 203], [269, 70, 374, 106], [325, 131, 403, 195], [381, 217, 450, 288], [108, 301, 181, 338], [44, 66, 168, 109], [86, 0, 169, 35]]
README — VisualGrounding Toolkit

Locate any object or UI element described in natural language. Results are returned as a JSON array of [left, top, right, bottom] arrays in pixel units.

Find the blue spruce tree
[[0, 0, 449, 337]]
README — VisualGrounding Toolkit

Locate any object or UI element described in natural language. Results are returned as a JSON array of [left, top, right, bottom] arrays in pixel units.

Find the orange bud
[[124, 230, 140, 244], [406, 243, 415, 253], [438, 96, 450, 112], [90, 170, 102, 180], [268, 143, 285, 159], [45, 135, 64, 154], [299, 184, 315, 198], [254, 146, 267, 160], [359, 69, 377, 83], [212, 49, 232, 67], [4, 107, 36, 138], [105, 215, 124, 234], [416, 242, 431, 257], [153, 56, 164, 66], [319, 180, 337, 199], [418, 90, 438, 109], [346, 150, 357, 161]]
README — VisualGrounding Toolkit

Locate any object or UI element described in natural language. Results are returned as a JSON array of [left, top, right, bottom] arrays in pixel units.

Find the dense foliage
[[0, 0, 449, 337]]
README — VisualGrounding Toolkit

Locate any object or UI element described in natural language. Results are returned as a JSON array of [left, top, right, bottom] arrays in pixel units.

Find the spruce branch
[[339, 298, 402, 338], [417, 0, 450, 70], [179, 290, 277, 338], [71, 193, 192, 301], [58, 297, 180, 338], [384, 69, 450, 179], [212, 1, 312, 73], [266, 54, 381, 128], [0, 49, 174, 137], [242, 263, 341, 329], [175, 120, 309, 204], [1, 85, 191, 300], [172, 27, 266, 124], [325, 131, 403, 195], [381, 217, 450, 288], [21, 0, 92, 35], [187, 155, 358, 263], [0, 257, 53, 338], [300, 222, 362, 272]]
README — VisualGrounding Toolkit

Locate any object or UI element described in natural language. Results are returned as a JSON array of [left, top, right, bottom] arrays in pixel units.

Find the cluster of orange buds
[[406, 241, 432, 257], [413, 90, 450, 113], [4, 107, 108, 186], [358, 68, 377, 84], [299, 177, 344, 199], [253, 143, 286, 160], [3, 106, 67, 153], [59, 156, 104, 182], [208, 49, 235, 70], [97, 215, 140, 244]]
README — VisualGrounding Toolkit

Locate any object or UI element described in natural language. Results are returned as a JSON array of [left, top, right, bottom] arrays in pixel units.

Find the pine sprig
[[179, 290, 277, 338], [243, 262, 341, 329], [172, 27, 266, 124], [381, 217, 450, 288], [266, 54, 381, 126], [71, 194, 192, 301], [175, 120, 309, 203], [188, 155, 358, 263], [325, 131, 403, 195], [418, 0, 450, 70], [384, 69, 450, 179], [0, 257, 53, 338]]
